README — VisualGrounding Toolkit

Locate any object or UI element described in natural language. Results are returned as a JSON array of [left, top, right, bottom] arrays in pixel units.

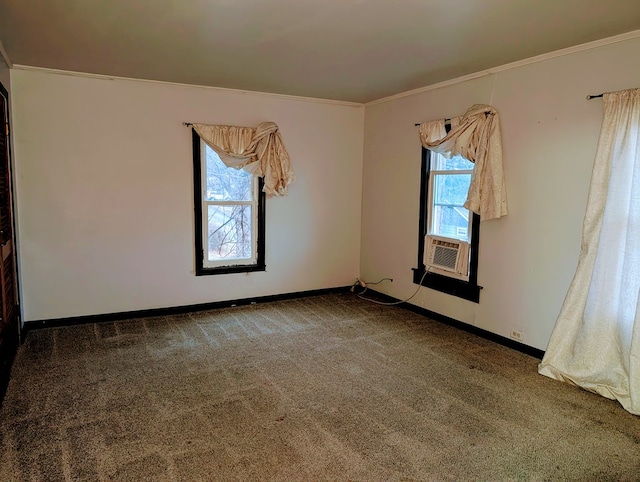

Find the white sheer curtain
[[539, 88, 640, 415], [192, 121, 295, 196]]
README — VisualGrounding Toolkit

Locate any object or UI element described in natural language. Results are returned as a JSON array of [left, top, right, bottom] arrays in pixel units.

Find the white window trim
[[200, 142, 259, 269], [426, 156, 473, 280]]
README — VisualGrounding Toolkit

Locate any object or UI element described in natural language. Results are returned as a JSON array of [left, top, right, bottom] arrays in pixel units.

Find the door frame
[[0, 79, 21, 404]]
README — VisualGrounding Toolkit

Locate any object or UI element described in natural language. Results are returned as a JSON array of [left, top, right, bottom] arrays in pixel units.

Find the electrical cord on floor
[[363, 277, 393, 286], [356, 269, 430, 306]]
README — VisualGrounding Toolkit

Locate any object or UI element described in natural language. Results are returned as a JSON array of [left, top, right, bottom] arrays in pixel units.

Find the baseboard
[[0, 322, 19, 408], [363, 289, 545, 360], [21, 285, 545, 359], [21, 286, 351, 339]]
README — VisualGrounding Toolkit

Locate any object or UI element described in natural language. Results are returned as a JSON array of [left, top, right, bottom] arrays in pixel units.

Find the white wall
[[11, 69, 364, 321], [362, 36, 640, 350]]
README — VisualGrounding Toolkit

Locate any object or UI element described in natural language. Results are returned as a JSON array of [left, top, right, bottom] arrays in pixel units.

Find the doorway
[[0, 81, 20, 401]]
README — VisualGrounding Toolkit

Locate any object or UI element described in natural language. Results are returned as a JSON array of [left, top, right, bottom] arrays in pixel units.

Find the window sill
[[412, 267, 481, 303], [196, 263, 266, 276]]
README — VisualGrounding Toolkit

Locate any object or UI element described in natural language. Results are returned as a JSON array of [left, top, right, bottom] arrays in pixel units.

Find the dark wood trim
[[256, 177, 266, 268], [192, 131, 266, 276], [412, 268, 481, 302], [415, 146, 429, 269], [21, 286, 352, 337], [0, 84, 7, 105], [0, 81, 19, 408], [21, 284, 545, 359], [365, 288, 545, 359], [415, 145, 481, 303], [192, 130, 204, 271], [469, 211, 481, 286], [0, 319, 18, 407]]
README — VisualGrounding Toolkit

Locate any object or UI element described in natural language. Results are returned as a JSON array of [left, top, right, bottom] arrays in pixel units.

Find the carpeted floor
[[1, 293, 639, 481]]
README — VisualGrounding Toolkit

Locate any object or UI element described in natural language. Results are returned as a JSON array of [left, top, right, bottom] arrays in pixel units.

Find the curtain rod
[[416, 94, 604, 127], [415, 93, 606, 127], [415, 93, 606, 125], [183, 122, 194, 126], [414, 119, 451, 127], [414, 110, 491, 127]]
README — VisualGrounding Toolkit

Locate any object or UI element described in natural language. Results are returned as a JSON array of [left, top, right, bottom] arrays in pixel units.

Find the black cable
[[356, 269, 430, 306]]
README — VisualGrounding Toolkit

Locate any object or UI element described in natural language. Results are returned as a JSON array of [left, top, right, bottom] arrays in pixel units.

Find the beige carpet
[[1, 293, 639, 481]]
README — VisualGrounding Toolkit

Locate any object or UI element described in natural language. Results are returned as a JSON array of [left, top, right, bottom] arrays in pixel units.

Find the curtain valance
[[419, 104, 508, 220], [192, 121, 295, 196]]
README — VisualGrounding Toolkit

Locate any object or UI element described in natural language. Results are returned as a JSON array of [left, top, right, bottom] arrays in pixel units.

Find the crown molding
[[366, 29, 640, 107], [10, 64, 364, 108], [8, 29, 640, 107]]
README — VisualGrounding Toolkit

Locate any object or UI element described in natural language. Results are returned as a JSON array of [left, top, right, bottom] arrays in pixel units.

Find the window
[[428, 152, 474, 245], [414, 143, 481, 302], [192, 131, 265, 275]]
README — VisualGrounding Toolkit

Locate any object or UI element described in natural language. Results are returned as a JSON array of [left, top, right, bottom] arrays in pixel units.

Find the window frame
[[192, 131, 266, 276], [427, 162, 474, 250], [413, 144, 481, 302]]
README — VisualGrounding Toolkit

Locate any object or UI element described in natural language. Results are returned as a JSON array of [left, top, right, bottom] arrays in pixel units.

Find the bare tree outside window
[[204, 146, 254, 261]]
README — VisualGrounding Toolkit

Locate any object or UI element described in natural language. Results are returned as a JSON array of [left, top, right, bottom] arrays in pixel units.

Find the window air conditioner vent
[[425, 235, 470, 277], [432, 243, 459, 271]]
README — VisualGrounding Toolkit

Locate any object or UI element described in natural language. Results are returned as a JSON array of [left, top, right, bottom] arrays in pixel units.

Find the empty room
[[0, 1, 640, 480]]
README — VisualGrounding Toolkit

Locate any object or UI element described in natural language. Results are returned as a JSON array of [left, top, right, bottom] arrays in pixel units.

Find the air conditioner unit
[[424, 235, 470, 277]]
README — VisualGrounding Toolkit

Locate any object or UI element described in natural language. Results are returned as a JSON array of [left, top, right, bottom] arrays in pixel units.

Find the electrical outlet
[[510, 330, 524, 342]]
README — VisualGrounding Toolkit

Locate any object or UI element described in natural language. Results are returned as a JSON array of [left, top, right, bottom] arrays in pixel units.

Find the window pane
[[431, 173, 471, 240], [431, 205, 470, 239], [431, 152, 474, 171], [207, 205, 253, 261], [205, 146, 252, 201], [433, 173, 471, 206]]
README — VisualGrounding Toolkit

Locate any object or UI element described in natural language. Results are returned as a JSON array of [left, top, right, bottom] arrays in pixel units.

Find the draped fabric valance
[[192, 121, 295, 196], [419, 104, 508, 220]]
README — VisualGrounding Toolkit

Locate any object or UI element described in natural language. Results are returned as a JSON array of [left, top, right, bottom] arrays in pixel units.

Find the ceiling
[[1, 0, 639, 103]]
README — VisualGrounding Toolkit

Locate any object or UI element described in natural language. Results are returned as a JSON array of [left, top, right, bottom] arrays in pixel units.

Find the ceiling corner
[[0, 40, 13, 69]]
